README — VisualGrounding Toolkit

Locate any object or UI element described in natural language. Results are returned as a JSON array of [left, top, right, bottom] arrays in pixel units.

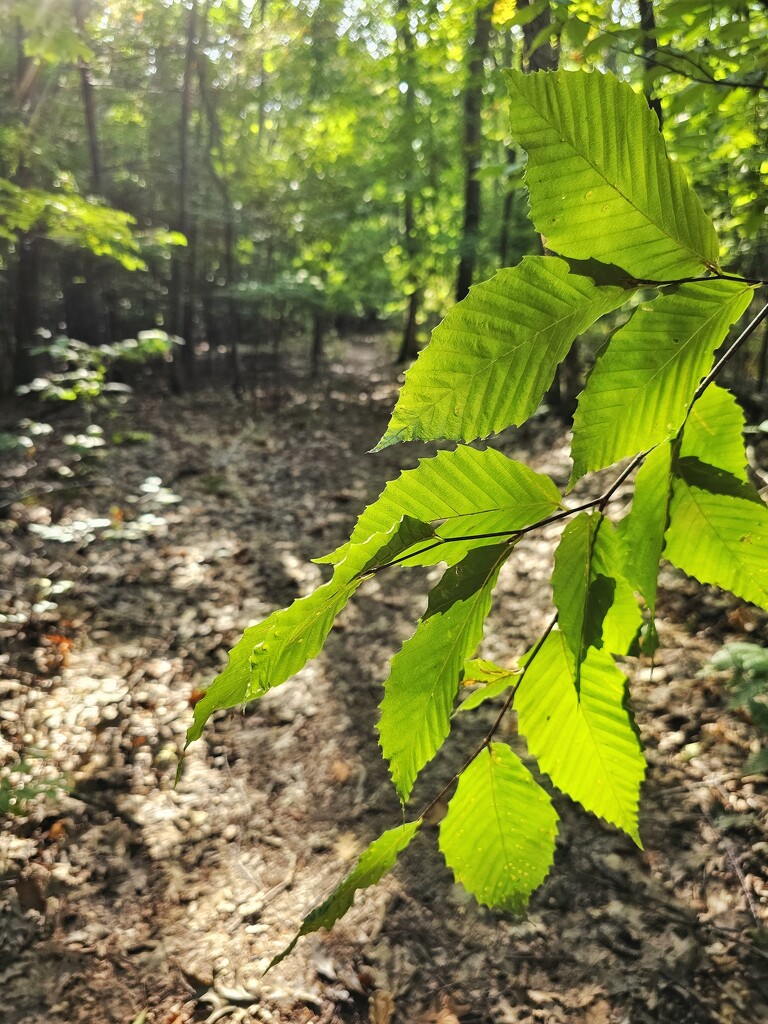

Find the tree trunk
[[638, 0, 663, 127], [455, 2, 493, 303], [395, 0, 421, 363], [520, 0, 558, 72], [11, 28, 41, 387], [73, 0, 103, 195], [310, 312, 326, 378], [13, 234, 39, 386], [196, 8, 243, 395], [170, 0, 198, 391], [517, 1, 578, 418]]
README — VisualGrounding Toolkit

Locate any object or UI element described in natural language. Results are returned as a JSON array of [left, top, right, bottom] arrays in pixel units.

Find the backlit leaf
[[270, 821, 421, 968], [439, 743, 558, 913], [680, 384, 748, 481], [186, 516, 434, 746], [379, 544, 511, 802], [665, 459, 768, 610], [505, 69, 719, 279], [617, 442, 673, 614], [570, 280, 753, 483], [552, 512, 641, 685], [320, 446, 562, 570], [375, 257, 628, 448], [516, 631, 645, 843]]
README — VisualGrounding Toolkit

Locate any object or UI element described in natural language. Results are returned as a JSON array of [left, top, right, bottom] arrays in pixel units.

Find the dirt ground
[[2, 337, 768, 1024]]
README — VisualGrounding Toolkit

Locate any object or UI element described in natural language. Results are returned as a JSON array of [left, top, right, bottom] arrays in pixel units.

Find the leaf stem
[[692, 300, 768, 404], [416, 614, 558, 825]]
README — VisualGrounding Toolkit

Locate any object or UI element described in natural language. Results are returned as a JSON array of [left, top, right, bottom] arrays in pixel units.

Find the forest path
[[2, 337, 767, 1024]]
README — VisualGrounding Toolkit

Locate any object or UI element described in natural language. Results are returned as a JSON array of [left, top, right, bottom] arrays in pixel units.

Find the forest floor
[[2, 336, 768, 1024]]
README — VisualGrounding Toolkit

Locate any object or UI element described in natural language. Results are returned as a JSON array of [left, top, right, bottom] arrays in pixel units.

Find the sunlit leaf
[[516, 631, 645, 843], [270, 821, 421, 968], [665, 459, 768, 610], [380, 543, 511, 802], [439, 743, 558, 913], [570, 280, 753, 482], [320, 446, 563, 570], [376, 257, 628, 448], [505, 69, 719, 279]]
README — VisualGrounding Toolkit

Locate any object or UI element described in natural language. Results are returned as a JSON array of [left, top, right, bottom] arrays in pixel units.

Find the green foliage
[[270, 821, 421, 968], [570, 281, 753, 483], [185, 70, 767, 959], [0, 751, 69, 816], [380, 543, 511, 802], [376, 257, 629, 448], [438, 743, 559, 913], [0, 178, 150, 271], [503, 69, 719, 279], [18, 333, 178, 405], [706, 643, 768, 775]]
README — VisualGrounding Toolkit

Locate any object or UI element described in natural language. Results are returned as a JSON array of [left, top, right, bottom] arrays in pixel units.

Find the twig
[[416, 614, 558, 824]]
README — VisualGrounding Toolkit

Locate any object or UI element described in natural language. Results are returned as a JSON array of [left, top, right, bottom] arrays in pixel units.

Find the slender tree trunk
[[520, 0, 558, 72], [256, 0, 268, 152], [73, 0, 102, 195], [13, 234, 39, 385], [310, 312, 326, 378], [638, 0, 663, 127], [170, 0, 198, 391], [517, 1, 579, 417], [11, 26, 40, 387], [395, 0, 420, 363], [455, 2, 493, 303], [196, 9, 243, 395], [69, 0, 112, 344], [497, 34, 517, 268]]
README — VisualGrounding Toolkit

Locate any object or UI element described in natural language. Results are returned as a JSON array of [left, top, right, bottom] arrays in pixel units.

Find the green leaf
[[355, 515, 437, 573], [456, 659, 521, 713], [617, 442, 673, 614], [375, 257, 628, 448], [516, 632, 645, 843], [379, 543, 511, 802], [505, 69, 719, 279], [665, 460, 768, 610], [185, 516, 434, 746], [680, 385, 748, 481], [319, 446, 563, 570], [552, 512, 642, 683], [439, 743, 558, 913], [270, 821, 421, 968], [570, 280, 754, 483]]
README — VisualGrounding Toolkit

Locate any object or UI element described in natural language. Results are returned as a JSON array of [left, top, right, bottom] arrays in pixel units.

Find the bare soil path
[[2, 338, 767, 1024]]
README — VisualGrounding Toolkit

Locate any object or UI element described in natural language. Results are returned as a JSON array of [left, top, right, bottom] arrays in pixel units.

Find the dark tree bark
[[10, 26, 41, 388], [310, 312, 327, 378], [496, 31, 517, 268], [455, 1, 494, 303], [197, 7, 243, 395], [520, 0, 558, 73], [638, 0, 663, 127], [517, 1, 580, 418], [73, 0, 103, 195], [395, 0, 421, 364], [169, 0, 198, 391]]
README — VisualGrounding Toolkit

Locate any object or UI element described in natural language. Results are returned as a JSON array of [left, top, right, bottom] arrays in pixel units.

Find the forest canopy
[[1, 0, 766, 396]]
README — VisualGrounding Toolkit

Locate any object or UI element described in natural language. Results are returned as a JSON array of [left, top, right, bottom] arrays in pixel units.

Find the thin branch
[[693, 301, 768, 405], [416, 614, 558, 824], [611, 41, 768, 93]]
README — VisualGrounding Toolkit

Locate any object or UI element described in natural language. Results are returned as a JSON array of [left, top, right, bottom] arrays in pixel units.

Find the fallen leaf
[[369, 989, 394, 1024]]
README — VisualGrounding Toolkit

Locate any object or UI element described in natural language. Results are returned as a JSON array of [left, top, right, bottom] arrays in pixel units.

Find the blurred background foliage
[[0, 0, 765, 399]]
